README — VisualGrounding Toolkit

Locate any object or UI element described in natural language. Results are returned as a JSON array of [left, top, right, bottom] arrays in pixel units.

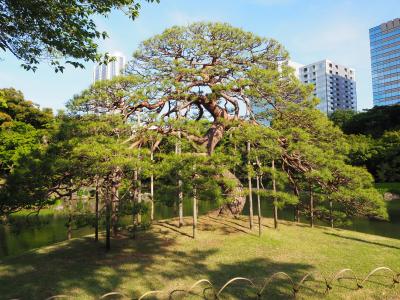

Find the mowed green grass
[[0, 216, 400, 300]]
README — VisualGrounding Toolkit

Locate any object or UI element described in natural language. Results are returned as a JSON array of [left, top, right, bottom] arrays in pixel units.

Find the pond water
[[0, 197, 399, 258]]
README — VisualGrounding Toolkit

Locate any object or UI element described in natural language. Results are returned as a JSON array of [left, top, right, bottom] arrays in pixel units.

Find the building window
[[303, 68, 308, 72]]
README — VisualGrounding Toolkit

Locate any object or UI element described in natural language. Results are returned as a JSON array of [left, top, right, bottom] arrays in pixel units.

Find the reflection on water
[[0, 200, 220, 258], [0, 197, 399, 258]]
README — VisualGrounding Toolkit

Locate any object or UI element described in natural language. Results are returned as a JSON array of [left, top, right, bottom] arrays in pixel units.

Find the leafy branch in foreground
[[0, 0, 159, 71]]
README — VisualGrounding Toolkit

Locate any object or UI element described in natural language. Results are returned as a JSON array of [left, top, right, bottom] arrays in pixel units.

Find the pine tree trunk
[[309, 183, 314, 228], [272, 160, 278, 229], [330, 200, 333, 228], [178, 180, 183, 227], [202, 122, 246, 217], [293, 187, 300, 223], [216, 170, 246, 216], [247, 141, 254, 230], [111, 179, 118, 237], [137, 176, 142, 225], [295, 205, 300, 223], [150, 145, 154, 222], [95, 183, 99, 242], [176, 132, 184, 227], [256, 175, 262, 237], [133, 169, 138, 227], [193, 184, 197, 239], [67, 193, 72, 240], [105, 188, 111, 250]]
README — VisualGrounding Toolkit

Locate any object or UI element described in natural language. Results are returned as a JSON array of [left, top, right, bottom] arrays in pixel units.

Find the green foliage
[[0, 89, 54, 215], [334, 105, 400, 138], [374, 131, 400, 182], [329, 109, 357, 129], [0, 88, 53, 128], [0, 121, 40, 176], [269, 103, 387, 223], [0, 0, 159, 71], [155, 150, 233, 207]]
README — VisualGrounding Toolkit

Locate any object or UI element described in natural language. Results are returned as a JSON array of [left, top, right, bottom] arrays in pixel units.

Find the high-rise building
[[369, 18, 400, 106], [298, 59, 357, 114], [288, 60, 304, 78], [93, 54, 126, 83]]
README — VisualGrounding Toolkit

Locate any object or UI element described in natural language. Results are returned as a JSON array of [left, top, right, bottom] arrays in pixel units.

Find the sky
[[0, 0, 399, 112]]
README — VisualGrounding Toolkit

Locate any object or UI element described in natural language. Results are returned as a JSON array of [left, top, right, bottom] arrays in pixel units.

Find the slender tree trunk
[[272, 160, 278, 229], [105, 187, 111, 250], [295, 205, 300, 223], [178, 179, 183, 227], [137, 175, 142, 225], [176, 131, 184, 227], [247, 141, 253, 230], [329, 200, 334, 228], [67, 193, 73, 240], [150, 143, 154, 222], [293, 187, 300, 223], [193, 183, 197, 239], [256, 175, 262, 237], [95, 183, 99, 242], [309, 183, 314, 228], [111, 179, 118, 237], [133, 169, 138, 227]]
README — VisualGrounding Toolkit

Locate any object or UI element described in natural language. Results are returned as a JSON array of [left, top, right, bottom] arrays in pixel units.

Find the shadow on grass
[[0, 230, 178, 299], [0, 226, 318, 300], [159, 257, 316, 299], [6, 216, 395, 299], [206, 216, 256, 236], [154, 221, 193, 238], [324, 232, 400, 250]]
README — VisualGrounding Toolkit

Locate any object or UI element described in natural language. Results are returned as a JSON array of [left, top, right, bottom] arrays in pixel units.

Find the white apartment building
[[298, 59, 357, 114]]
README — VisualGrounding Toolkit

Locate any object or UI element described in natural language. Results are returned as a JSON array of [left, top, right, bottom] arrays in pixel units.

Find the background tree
[[331, 105, 400, 182], [328, 109, 356, 130], [330, 105, 400, 138], [0, 88, 53, 216], [0, 88, 53, 128]]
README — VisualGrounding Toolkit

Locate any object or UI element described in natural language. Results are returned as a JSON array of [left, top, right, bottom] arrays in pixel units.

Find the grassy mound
[[0, 216, 399, 299]]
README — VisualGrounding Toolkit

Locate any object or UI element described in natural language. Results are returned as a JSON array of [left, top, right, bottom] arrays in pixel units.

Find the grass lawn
[[0, 216, 400, 299]]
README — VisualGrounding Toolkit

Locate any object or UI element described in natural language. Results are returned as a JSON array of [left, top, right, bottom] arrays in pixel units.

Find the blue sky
[[0, 0, 399, 112]]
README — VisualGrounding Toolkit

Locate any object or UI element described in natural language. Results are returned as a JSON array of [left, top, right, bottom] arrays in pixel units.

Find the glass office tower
[[370, 18, 400, 106]]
